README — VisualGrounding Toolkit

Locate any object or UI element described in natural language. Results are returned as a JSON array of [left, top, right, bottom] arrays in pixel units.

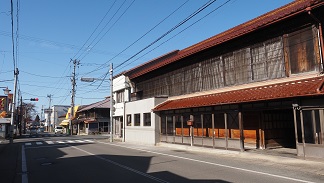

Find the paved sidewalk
[[157, 142, 324, 177], [0, 139, 21, 183]]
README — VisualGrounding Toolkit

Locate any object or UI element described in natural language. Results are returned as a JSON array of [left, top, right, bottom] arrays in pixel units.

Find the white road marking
[[25, 143, 32, 146], [21, 145, 28, 183], [36, 142, 43, 145], [83, 140, 94, 143], [67, 140, 74, 143], [75, 140, 85, 143], [98, 142, 315, 183], [57, 141, 65, 144], [70, 145, 169, 183], [46, 141, 54, 144]]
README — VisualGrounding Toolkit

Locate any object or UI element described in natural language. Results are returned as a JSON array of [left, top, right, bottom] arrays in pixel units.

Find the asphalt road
[[12, 133, 324, 183]]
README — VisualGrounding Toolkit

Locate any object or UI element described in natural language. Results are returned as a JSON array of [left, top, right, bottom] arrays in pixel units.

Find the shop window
[[134, 113, 140, 126], [144, 113, 151, 126]]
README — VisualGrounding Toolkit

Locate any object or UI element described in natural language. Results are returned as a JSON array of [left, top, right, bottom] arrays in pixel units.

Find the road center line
[[69, 145, 169, 183], [98, 142, 314, 183], [21, 145, 28, 183]]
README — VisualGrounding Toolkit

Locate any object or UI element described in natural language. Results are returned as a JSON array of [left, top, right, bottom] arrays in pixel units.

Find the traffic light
[[30, 98, 39, 101]]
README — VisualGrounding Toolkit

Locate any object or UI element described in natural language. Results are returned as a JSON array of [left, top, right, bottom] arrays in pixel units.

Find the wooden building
[[119, 0, 324, 159]]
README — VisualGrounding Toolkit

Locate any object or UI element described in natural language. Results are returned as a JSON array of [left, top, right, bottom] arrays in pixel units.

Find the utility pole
[[70, 59, 79, 135], [10, 68, 18, 144], [47, 94, 52, 132], [110, 63, 113, 142]]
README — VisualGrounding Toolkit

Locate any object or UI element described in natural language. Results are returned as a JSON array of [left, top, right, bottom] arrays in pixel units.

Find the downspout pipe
[[306, 7, 324, 72]]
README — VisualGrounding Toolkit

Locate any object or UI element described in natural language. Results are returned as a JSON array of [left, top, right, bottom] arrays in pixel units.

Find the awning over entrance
[[154, 76, 324, 111], [84, 119, 96, 123], [60, 120, 69, 126]]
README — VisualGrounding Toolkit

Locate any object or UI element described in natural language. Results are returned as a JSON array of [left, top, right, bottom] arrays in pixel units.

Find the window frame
[[134, 113, 141, 126], [143, 113, 151, 126], [126, 114, 132, 126]]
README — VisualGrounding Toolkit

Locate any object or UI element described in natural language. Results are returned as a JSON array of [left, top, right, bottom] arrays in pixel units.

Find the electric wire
[[72, 0, 117, 60], [97, 0, 217, 90], [78, 0, 135, 61], [116, 0, 232, 72], [10, 0, 16, 69], [114, 0, 217, 70], [85, 0, 190, 77]]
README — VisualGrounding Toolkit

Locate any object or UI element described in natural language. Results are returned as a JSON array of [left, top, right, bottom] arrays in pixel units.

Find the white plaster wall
[[113, 75, 126, 92], [125, 97, 167, 145], [50, 105, 69, 126]]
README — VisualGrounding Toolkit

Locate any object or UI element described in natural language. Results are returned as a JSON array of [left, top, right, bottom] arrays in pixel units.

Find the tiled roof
[[77, 97, 110, 112], [125, 50, 179, 79], [127, 0, 324, 80], [153, 76, 324, 111]]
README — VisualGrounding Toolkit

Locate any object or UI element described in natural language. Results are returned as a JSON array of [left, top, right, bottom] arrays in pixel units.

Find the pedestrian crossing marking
[[24, 139, 95, 146], [84, 140, 94, 143]]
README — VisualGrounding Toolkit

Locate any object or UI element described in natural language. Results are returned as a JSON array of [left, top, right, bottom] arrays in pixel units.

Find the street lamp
[[80, 63, 114, 142], [1, 87, 11, 95]]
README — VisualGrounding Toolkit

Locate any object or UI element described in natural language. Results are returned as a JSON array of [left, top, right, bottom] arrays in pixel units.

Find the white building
[[112, 74, 131, 140], [44, 105, 69, 131], [112, 67, 168, 145]]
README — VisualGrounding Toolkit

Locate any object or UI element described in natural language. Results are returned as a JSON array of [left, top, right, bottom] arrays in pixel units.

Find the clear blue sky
[[0, 0, 293, 119]]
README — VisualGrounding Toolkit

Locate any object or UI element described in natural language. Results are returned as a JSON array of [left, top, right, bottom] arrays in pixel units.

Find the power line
[[82, 0, 189, 81], [10, 0, 16, 69], [103, 0, 190, 72], [78, 0, 135, 61], [72, 0, 117, 60], [116, 0, 233, 72], [20, 70, 70, 78], [115, 0, 217, 70]]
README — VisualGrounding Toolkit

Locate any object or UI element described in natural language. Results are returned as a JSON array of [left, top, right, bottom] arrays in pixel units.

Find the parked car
[[29, 127, 38, 135], [54, 126, 63, 134]]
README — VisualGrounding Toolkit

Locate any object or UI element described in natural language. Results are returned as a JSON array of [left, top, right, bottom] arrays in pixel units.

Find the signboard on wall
[[0, 118, 10, 124], [0, 96, 8, 112]]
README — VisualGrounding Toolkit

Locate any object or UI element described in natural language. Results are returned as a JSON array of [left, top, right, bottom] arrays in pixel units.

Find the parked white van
[[54, 126, 63, 134]]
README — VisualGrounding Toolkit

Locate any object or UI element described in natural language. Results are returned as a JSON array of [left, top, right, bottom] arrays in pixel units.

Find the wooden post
[[181, 115, 184, 144], [201, 114, 204, 146], [293, 108, 299, 155], [239, 110, 244, 152], [300, 110, 306, 159], [173, 116, 176, 143], [224, 112, 228, 150], [212, 113, 215, 148]]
